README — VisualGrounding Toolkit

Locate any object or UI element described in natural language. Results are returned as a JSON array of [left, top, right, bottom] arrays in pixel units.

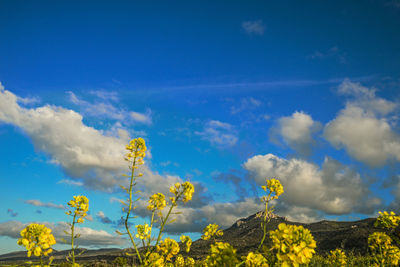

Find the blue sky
[[1, 0, 400, 254]]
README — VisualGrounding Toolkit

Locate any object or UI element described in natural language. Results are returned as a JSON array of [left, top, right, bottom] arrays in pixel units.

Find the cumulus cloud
[[242, 20, 265, 35], [195, 120, 238, 147], [243, 153, 380, 215], [24, 200, 65, 210], [0, 85, 133, 191], [271, 111, 321, 156], [324, 79, 400, 167], [0, 221, 125, 247]]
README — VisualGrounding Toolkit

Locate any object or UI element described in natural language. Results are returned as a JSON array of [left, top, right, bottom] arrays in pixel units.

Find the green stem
[[71, 213, 76, 265], [258, 193, 272, 250], [125, 155, 142, 264], [154, 193, 182, 248], [40, 254, 43, 267], [147, 211, 155, 248]]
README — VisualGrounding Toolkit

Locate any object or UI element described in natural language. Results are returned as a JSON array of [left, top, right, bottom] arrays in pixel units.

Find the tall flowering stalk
[[122, 137, 146, 264], [65, 195, 89, 266], [258, 178, 284, 250]]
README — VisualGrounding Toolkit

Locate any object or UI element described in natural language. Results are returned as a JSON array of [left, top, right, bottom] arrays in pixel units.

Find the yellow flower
[[205, 242, 238, 266], [375, 211, 400, 229], [266, 178, 284, 199], [17, 224, 56, 258], [148, 193, 167, 211], [135, 224, 151, 240], [182, 181, 194, 203], [201, 224, 223, 240], [157, 238, 180, 262], [244, 252, 269, 267], [125, 138, 146, 162], [326, 248, 347, 266], [144, 252, 165, 266], [174, 254, 185, 267], [180, 235, 192, 253], [270, 223, 316, 266]]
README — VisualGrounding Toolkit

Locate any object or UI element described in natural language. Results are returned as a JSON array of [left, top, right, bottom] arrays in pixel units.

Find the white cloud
[[243, 153, 379, 215], [24, 200, 65, 210], [130, 109, 152, 125], [0, 221, 125, 247], [57, 179, 83, 187], [324, 79, 400, 167], [309, 46, 347, 64], [0, 86, 135, 191], [231, 97, 262, 114], [242, 20, 265, 35], [195, 120, 238, 147], [273, 111, 321, 156]]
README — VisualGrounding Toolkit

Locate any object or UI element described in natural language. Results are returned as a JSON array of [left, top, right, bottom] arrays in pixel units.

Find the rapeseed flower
[[157, 238, 180, 262], [135, 224, 151, 240], [326, 248, 347, 267], [205, 242, 239, 266], [244, 252, 269, 267], [180, 235, 192, 253], [270, 223, 316, 266], [148, 193, 167, 211], [201, 224, 223, 241], [17, 224, 56, 258], [374, 211, 400, 229]]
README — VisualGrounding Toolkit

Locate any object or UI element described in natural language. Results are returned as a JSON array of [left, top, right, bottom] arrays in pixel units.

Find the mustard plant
[[326, 248, 347, 267], [120, 137, 146, 264], [201, 224, 223, 241], [269, 223, 316, 266], [243, 252, 269, 267], [368, 231, 400, 266], [65, 195, 89, 266], [258, 178, 284, 250], [204, 241, 239, 266], [17, 223, 56, 267]]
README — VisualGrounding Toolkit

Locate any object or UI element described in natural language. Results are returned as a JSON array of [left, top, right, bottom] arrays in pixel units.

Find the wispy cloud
[[242, 20, 265, 35], [231, 97, 262, 114], [96, 211, 114, 224], [57, 179, 83, 187], [7, 209, 18, 217], [309, 46, 347, 64], [24, 200, 65, 210], [195, 120, 238, 147], [130, 109, 152, 125]]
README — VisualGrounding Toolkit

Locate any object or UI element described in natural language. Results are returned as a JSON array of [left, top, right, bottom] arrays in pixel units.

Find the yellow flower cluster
[[180, 235, 192, 253], [125, 137, 146, 165], [17, 224, 56, 257], [66, 195, 89, 223], [205, 242, 239, 266], [144, 252, 165, 266], [148, 192, 167, 211], [169, 181, 195, 204], [175, 254, 185, 267], [261, 178, 284, 200], [270, 223, 316, 267], [201, 224, 223, 241], [135, 224, 151, 240], [244, 252, 269, 267], [368, 232, 400, 266], [326, 248, 347, 267], [157, 238, 180, 262], [374, 211, 400, 229]]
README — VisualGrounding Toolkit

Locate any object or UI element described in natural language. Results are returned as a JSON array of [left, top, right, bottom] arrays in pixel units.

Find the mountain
[[0, 212, 384, 265]]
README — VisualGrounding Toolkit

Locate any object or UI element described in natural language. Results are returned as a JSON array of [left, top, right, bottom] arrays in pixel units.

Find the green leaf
[[74, 233, 81, 238], [63, 230, 70, 235], [167, 219, 176, 225], [126, 252, 135, 256], [116, 230, 125, 235]]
